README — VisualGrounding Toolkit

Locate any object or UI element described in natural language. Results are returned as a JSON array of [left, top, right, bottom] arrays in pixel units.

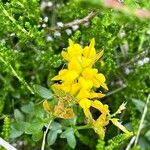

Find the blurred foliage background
[[0, 0, 150, 150]]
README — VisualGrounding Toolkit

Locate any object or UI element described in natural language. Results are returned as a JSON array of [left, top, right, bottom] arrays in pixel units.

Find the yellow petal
[[64, 70, 79, 81], [79, 100, 93, 122], [70, 83, 80, 96], [81, 57, 93, 68], [91, 100, 110, 114], [57, 70, 79, 82], [78, 77, 93, 90], [96, 113, 109, 126], [89, 38, 95, 49], [82, 68, 98, 79], [95, 73, 106, 83], [77, 89, 90, 100], [61, 51, 69, 61], [89, 92, 105, 99], [111, 118, 130, 133], [79, 98, 92, 109], [51, 83, 71, 93], [67, 43, 82, 57], [68, 57, 82, 73], [92, 73, 106, 88], [62, 39, 83, 62], [93, 122, 105, 139], [93, 50, 104, 63], [83, 38, 96, 58], [79, 99, 93, 122], [43, 100, 52, 113], [93, 73, 108, 90], [60, 83, 71, 93], [101, 83, 108, 90], [51, 69, 67, 80]]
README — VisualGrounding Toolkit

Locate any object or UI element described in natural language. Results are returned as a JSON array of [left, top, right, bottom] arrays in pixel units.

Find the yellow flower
[[93, 113, 109, 139], [93, 73, 108, 90], [61, 39, 82, 61], [78, 77, 93, 90], [83, 38, 96, 58], [79, 98, 93, 121], [52, 69, 79, 83], [70, 83, 81, 96], [83, 39, 104, 64], [95, 113, 109, 127], [79, 99, 110, 138], [79, 98, 91, 109], [68, 57, 82, 73], [51, 83, 71, 93], [82, 68, 108, 90], [76, 88, 90, 100], [91, 100, 110, 114], [89, 91, 105, 99], [79, 99, 110, 123], [48, 38, 131, 138], [81, 68, 98, 79]]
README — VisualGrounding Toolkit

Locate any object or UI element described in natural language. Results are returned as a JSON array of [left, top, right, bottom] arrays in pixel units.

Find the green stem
[[0, 57, 34, 94], [1, 4, 27, 33], [41, 118, 53, 150], [76, 124, 92, 130]]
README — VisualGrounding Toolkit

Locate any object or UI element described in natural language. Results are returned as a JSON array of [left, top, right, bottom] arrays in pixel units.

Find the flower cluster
[[45, 39, 130, 139], [52, 39, 106, 100]]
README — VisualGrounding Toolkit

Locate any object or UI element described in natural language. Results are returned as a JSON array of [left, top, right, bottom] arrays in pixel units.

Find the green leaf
[[47, 121, 62, 146], [47, 129, 62, 146], [21, 102, 34, 114], [34, 105, 45, 118], [14, 109, 24, 122], [145, 130, 150, 141], [13, 121, 29, 131], [10, 121, 29, 138], [32, 131, 43, 142], [10, 126, 24, 138], [60, 128, 76, 149], [139, 137, 149, 150], [50, 121, 62, 130], [34, 84, 53, 99], [132, 98, 145, 113], [25, 120, 44, 134]]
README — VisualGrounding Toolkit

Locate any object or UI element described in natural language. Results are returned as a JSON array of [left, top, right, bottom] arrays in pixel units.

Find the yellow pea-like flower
[[46, 38, 131, 138]]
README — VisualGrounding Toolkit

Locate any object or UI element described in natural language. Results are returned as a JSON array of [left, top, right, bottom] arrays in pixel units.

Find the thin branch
[[46, 11, 99, 32], [105, 84, 127, 97], [120, 49, 149, 67], [41, 118, 53, 150], [125, 136, 136, 150], [134, 94, 150, 146], [0, 57, 34, 94]]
